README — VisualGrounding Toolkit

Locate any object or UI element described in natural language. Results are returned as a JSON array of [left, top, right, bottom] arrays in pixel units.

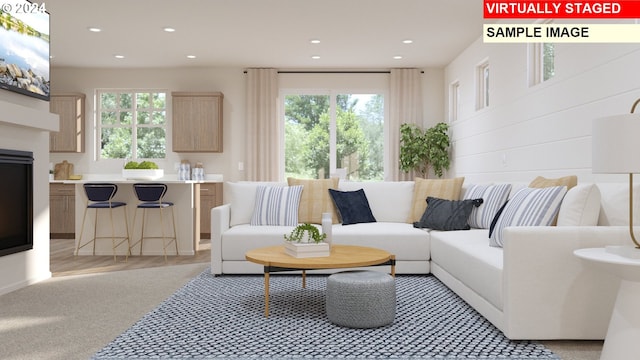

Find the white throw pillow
[[463, 183, 511, 229], [489, 186, 567, 248], [226, 182, 287, 226], [250, 185, 303, 226], [557, 184, 601, 226]]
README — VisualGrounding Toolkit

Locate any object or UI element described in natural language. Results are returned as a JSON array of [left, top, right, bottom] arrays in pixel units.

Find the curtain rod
[[243, 70, 424, 74]]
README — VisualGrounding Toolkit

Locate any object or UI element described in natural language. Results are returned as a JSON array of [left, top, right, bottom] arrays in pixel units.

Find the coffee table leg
[[264, 270, 270, 317], [391, 255, 396, 277], [302, 270, 306, 288]]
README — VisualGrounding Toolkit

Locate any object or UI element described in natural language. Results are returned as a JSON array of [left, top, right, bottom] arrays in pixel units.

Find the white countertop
[[50, 173, 224, 184]]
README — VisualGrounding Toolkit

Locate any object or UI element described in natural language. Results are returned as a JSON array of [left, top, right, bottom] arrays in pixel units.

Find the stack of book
[[284, 241, 330, 258]]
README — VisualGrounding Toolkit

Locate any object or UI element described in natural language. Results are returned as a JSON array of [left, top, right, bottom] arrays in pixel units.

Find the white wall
[[445, 38, 640, 184], [0, 92, 58, 295]]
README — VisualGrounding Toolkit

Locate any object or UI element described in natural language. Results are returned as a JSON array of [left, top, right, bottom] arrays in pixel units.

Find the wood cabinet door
[[50, 93, 85, 153], [172, 92, 223, 152]]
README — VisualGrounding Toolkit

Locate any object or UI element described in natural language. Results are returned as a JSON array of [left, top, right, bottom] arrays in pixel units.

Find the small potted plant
[[284, 223, 329, 257]]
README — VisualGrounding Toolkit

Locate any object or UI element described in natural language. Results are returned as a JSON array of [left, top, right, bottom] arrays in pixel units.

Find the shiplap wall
[[445, 37, 640, 184]]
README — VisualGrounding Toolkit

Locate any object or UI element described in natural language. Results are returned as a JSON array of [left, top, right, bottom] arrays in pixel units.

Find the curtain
[[388, 68, 423, 181], [245, 68, 279, 181]]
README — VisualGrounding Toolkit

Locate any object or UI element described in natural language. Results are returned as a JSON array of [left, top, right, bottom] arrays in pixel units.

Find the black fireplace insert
[[0, 149, 33, 257]]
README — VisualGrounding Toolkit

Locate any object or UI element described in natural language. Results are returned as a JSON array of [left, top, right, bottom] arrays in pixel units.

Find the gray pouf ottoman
[[326, 270, 396, 328]]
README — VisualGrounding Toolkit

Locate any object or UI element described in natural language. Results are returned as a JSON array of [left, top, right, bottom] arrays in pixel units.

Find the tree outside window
[[284, 93, 384, 181], [98, 90, 167, 160]]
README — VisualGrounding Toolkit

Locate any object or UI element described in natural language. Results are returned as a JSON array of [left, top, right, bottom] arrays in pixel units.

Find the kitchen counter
[[63, 174, 223, 257]]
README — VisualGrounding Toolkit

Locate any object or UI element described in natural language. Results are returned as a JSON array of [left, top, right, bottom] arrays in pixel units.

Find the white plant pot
[[122, 169, 164, 180]]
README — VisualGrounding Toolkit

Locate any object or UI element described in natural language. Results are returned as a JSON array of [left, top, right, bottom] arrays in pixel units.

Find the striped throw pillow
[[489, 186, 567, 248], [250, 185, 303, 226], [464, 183, 511, 229]]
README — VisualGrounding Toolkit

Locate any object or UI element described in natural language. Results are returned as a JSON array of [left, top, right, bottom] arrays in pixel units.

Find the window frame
[[95, 89, 169, 162], [449, 80, 460, 122], [476, 59, 490, 110], [280, 89, 388, 181]]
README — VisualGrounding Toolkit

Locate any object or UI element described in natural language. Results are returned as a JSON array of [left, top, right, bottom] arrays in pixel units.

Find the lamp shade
[[592, 114, 640, 174]]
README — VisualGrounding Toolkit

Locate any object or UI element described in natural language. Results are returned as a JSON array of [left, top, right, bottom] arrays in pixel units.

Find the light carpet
[[93, 270, 560, 360]]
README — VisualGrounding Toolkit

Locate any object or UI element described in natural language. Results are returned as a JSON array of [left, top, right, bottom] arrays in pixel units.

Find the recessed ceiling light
[[402, 39, 413, 44], [187, 55, 196, 59], [163, 27, 176, 32], [310, 39, 320, 44], [311, 55, 320, 60], [393, 55, 403, 60], [88, 27, 102, 32], [114, 55, 125, 59]]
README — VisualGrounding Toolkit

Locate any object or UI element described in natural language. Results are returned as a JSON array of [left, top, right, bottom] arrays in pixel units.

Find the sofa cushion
[[339, 181, 414, 223], [489, 186, 567, 248], [250, 185, 303, 226], [463, 183, 512, 229], [408, 177, 464, 223], [329, 189, 376, 225], [331, 222, 430, 261], [557, 184, 601, 226], [288, 177, 339, 224], [414, 197, 482, 231], [226, 181, 288, 226], [431, 229, 504, 310], [221, 224, 303, 260]]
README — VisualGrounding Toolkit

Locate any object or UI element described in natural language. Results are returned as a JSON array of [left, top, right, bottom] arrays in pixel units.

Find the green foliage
[[124, 161, 139, 169], [124, 161, 159, 169], [399, 122, 451, 178], [283, 223, 327, 243], [284, 94, 383, 180]]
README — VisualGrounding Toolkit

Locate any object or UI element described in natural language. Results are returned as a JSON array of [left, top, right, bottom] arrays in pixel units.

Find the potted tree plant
[[399, 122, 451, 178]]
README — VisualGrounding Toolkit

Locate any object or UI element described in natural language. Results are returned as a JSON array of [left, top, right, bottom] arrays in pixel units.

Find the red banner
[[484, 1, 640, 18]]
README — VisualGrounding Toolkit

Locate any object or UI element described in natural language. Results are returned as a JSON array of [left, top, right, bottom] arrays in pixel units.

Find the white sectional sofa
[[211, 179, 632, 340]]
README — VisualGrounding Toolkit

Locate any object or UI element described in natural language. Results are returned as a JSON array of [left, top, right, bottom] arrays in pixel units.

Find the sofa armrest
[[502, 226, 630, 339], [210, 204, 230, 275]]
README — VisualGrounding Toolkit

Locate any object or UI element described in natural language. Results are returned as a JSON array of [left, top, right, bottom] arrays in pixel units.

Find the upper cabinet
[[50, 93, 86, 153], [172, 92, 223, 152]]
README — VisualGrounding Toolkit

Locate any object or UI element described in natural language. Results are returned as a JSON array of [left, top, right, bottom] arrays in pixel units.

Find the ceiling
[[47, 0, 486, 69]]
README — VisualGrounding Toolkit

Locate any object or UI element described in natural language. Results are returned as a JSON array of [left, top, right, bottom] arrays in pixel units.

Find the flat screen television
[[0, 0, 49, 101]]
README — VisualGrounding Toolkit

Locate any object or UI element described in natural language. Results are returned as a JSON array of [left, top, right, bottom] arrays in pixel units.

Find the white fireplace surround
[[0, 99, 59, 295]]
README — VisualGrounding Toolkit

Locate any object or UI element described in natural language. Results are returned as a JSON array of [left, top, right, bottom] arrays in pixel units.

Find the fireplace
[[0, 149, 33, 257]]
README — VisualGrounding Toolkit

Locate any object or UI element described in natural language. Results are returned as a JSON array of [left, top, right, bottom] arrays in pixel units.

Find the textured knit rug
[[93, 270, 559, 360]]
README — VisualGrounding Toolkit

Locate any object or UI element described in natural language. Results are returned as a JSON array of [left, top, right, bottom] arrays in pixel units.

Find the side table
[[574, 246, 640, 360]]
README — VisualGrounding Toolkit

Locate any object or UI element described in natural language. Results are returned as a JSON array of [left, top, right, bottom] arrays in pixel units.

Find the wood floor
[[50, 237, 211, 277]]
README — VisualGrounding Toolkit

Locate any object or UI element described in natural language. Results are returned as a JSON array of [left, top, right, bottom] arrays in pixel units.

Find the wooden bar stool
[[76, 183, 131, 262], [130, 183, 178, 262]]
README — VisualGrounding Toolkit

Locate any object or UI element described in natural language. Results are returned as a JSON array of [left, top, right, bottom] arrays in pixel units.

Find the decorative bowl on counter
[[122, 169, 164, 180]]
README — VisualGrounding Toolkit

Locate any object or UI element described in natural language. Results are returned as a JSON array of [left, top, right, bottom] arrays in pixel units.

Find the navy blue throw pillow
[[328, 189, 377, 225], [413, 197, 483, 231]]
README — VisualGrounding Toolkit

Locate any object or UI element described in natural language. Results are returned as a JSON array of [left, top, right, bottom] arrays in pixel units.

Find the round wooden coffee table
[[245, 244, 395, 317]]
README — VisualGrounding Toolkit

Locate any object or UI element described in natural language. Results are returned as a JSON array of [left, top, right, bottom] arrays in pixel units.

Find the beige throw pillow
[[529, 175, 577, 191], [287, 177, 339, 224], [408, 177, 465, 223]]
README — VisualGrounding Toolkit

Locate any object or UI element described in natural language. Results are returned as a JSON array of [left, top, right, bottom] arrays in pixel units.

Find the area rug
[[93, 270, 559, 360]]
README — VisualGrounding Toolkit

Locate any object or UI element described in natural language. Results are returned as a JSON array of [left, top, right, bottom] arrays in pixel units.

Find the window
[[476, 61, 489, 110], [449, 81, 460, 122], [529, 42, 555, 86], [97, 90, 167, 160], [283, 93, 384, 181]]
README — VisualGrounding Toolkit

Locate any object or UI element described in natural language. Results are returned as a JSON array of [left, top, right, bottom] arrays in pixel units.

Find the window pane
[[120, 111, 132, 125], [337, 94, 383, 181], [153, 93, 166, 109], [136, 93, 151, 109], [101, 93, 117, 110], [137, 111, 150, 125], [101, 127, 132, 159], [152, 111, 166, 125], [284, 95, 330, 179], [543, 43, 555, 81], [137, 127, 166, 158], [119, 93, 133, 109], [101, 111, 117, 125]]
